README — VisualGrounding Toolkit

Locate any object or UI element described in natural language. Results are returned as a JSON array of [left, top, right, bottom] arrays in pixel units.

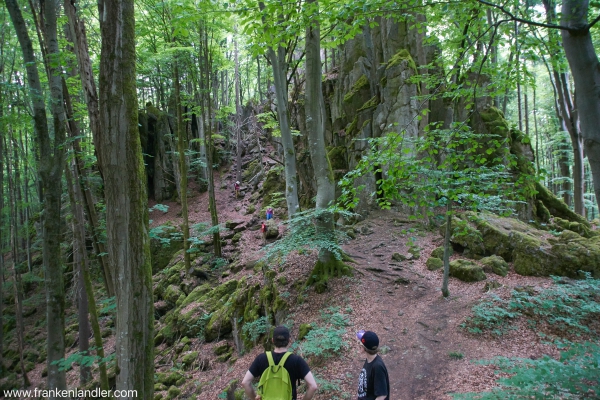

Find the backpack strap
[[278, 352, 292, 367], [266, 351, 292, 368], [266, 351, 275, 367]]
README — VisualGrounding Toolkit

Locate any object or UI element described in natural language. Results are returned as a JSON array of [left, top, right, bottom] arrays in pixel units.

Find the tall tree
[[541, 0, 584, 215], [304, 0, 350, 292], [560, 0, 600, 212], [97, 1, 154, 397], [64, 0, 115, 297], [4, 0, 67, 393], [256, 1, 301, 217]]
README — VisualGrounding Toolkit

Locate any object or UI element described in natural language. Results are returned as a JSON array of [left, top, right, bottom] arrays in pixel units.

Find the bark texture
[[98, 1, 154, 397], [561, 0, 600, 212]]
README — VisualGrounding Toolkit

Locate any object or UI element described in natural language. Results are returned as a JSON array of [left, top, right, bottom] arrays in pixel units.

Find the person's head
[[272, 326, 290, 348], [356, 330, 379, 355], [236, 181, 240, 185]]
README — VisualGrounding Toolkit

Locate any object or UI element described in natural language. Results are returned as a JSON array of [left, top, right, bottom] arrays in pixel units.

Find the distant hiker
[[261, 222, 268, 245], [234, 181, 241, 198], [356, 330, 390, 400], [266, 207, 274, 221], [241, 326, 318, 400]]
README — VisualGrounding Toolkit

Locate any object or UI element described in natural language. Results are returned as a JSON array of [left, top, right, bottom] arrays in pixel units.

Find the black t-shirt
[[249, 351, 311, 400], [357, 355, 390, 400]]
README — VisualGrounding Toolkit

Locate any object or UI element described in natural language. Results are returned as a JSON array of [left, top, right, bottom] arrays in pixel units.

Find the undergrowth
[[291, 306, 350, 365], [456, 274, 600, 399], [461, 274, 600, 337]]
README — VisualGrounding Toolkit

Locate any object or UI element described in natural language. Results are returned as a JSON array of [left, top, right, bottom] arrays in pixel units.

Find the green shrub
[[242, 316, 270, 344]]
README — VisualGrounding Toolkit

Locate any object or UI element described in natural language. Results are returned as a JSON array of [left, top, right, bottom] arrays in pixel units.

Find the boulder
[[449, 259, 486, 282], [262, 167, 286, 210], [163, 285, 184, 306], [225, 220, 244, 229], [265, 220, 279, 239], [431, 246, 452, 259], [426, 257, 443, 271], [444, 212, 600, 278], [480, 255, 508, 277]]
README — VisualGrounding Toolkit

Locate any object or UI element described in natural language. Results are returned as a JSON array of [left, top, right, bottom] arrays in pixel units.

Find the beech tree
[[97, 1, 154, 397]]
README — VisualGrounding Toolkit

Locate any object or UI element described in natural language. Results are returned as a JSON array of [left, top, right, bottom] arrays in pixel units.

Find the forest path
[[339, 211, 554, 399], [339, 212, 470, 399]]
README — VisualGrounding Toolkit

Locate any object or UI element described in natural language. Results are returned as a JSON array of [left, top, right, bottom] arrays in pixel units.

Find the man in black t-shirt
[[241, 326, 318, 400], [356, 330, 390, 400]]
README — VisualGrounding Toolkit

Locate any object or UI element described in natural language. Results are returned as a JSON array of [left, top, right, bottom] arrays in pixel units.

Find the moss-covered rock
[[386, 49, 417, 72], [552, 217, 597, 238], [480, 255, 508, 277], [163, 285, 184, 306], [343, 74, 369, 104], [535, 182, 590, 226], [265, 220, 279, 239], [232, 232, 243, 244], [426, 257, 443, 271], [150, 224, 184, 274], [298, 323, 313, 340], [242, 160, 261, 181], [449, 259, 486, 282], [167, 386, 181, 399], [327, 146, 348, 170], [445, 212, 600, 278], [262, 167, 286, 211], [431, 246, 452, 259], [156, 371, 184, 386], [154, 259, 187, 299], [181, 351, 199, 369]]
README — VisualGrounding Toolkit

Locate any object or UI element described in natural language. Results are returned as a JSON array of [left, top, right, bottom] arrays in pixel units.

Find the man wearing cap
[[356, 330, 390, 400], [242, 326, 318, 400]]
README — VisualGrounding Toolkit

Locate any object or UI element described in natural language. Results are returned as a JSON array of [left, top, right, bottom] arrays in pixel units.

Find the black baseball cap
[[356, 330, 379, 351], [273, 326, 290, 342]]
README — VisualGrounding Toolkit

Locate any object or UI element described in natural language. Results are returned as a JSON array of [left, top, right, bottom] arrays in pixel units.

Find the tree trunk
[[64, 0, 115, 296], [441, 202, 452, 298], [5, 0, 67, 393], [561, 0, 600, 212], [98, 1, 154, 398], [64, 165, 92, 385], [202, 28, 222, 257], [258, 1, 300, 217], [174, 59, 191, 272], [234, 36, 243, 184], [68, 162, 110, 391], [6, 138, 30, 388], [542, 0, 585, 215], [304, 0, 350, 293], [0, 122, 4, 376]]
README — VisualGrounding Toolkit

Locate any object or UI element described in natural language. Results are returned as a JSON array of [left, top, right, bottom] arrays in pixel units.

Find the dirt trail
[[341, 211, 554, 399]]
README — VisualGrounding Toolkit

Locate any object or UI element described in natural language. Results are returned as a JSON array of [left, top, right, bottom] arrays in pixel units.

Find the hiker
[[356, 330, 390, 400], [241, 326, 318, 400], [261, 222, 267, 245], [234, 181, 241, 198], [266, 207, 274, 221]]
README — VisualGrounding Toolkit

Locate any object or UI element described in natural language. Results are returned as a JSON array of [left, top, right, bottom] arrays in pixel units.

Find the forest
[[0, 0, 599, 399]]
